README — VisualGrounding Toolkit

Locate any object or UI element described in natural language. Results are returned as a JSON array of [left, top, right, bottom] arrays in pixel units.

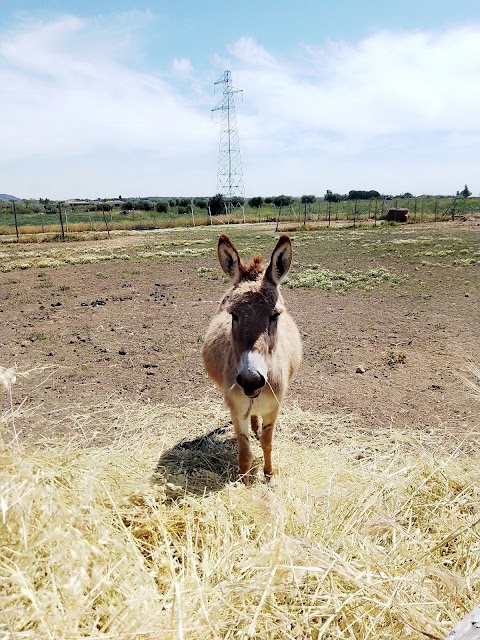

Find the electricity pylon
[[212, 70, 245, 212]]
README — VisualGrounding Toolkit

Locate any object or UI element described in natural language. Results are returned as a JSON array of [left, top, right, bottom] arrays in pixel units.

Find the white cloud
[[0, 16, 214, 162], [1, 15, 479, 198], [171, 57, 193, 75]]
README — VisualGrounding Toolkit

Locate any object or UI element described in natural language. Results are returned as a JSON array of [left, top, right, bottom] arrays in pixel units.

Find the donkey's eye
[[231, 312, 239, 322], [269, 311, 280, 323]]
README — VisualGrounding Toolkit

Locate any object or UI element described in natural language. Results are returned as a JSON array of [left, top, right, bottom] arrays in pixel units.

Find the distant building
[[65, 199, 92, 207]]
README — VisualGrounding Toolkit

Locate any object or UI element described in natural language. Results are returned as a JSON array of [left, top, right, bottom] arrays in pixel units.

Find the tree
[[461, 184, 472, 198], [194, 199, 207, 209], [273, 195, 293, 208], [156, 202, 168, 213], [324, 190, 342, 203], [248, 196, 264, 208], [348, 190, 380, 200], [208, 193, 225, 216]]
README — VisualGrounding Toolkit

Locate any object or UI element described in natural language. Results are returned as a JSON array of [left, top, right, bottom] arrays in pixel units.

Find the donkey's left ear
[[265, 234, 293, 285]]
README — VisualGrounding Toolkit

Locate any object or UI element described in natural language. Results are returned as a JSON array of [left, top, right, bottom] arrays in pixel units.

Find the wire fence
[[1, 197, 479, 240]]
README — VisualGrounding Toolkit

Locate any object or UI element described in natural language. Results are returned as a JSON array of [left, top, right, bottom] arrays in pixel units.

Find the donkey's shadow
[[153, 421, 263, 496]]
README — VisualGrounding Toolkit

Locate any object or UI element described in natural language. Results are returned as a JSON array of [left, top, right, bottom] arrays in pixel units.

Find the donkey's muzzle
[[236, 370, 266, 397]]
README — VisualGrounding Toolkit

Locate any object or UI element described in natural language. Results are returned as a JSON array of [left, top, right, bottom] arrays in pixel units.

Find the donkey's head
[[217, 234, 293, 398]]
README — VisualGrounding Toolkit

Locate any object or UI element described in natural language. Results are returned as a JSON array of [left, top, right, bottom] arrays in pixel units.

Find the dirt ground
[[1, 221, 479, 443]]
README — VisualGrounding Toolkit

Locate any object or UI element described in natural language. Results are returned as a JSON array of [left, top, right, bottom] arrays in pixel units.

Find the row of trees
[[6, 185, 474, 218]]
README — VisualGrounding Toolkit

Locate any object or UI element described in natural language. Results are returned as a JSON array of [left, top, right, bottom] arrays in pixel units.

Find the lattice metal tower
[[212, 70, 245, 206]]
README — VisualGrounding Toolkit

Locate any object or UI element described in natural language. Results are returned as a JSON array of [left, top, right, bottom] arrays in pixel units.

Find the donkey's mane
[[240, 255, 264, 281]]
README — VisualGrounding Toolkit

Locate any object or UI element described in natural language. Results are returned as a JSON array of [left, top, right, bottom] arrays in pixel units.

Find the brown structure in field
[[387, 207, 409, 222]]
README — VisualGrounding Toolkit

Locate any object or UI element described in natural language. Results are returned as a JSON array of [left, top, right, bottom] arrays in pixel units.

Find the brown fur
[[202, 234, 302, 484]]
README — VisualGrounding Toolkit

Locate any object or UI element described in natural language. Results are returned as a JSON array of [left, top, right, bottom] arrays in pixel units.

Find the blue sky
[[1, 1, 479, 199]]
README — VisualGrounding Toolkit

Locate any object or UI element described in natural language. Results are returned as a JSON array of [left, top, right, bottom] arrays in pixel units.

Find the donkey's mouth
[[244, 389, 262, 399]]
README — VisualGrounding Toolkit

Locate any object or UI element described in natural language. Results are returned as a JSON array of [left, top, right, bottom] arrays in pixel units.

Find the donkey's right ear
[[218, 234, 243, 282]]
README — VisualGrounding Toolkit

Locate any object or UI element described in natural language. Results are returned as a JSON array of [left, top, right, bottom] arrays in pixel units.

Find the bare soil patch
[[1, 221, 478, 443]]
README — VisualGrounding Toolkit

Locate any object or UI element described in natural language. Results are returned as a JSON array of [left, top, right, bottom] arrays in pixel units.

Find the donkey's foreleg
[[232, 414, 253, 485], [260, 409, 279, 480]]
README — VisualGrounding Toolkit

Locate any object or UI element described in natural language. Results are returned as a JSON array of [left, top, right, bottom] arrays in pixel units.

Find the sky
[[1, 1, 480, 200]]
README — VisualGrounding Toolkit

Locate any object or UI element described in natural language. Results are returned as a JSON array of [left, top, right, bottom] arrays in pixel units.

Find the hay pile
[[1, 396, 479, 639]]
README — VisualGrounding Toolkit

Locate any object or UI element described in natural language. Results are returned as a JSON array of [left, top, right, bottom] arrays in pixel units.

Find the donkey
[[202, 234, 302, 484]]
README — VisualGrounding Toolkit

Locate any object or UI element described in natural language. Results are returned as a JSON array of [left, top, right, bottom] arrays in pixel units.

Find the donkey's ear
[[265, 234, 293, 285], [218, 234, 243, 282]]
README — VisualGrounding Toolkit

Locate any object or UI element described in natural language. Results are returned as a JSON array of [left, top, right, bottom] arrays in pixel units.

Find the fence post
[[102, 207, 110, 237], [451, 197, 456, 221], [58, 202, 65, 240], [12, 200, 19, 241], [275, 205, 282, 232]]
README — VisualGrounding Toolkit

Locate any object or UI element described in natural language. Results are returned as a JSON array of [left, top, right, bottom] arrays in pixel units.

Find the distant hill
[[0, 194, 20, 201]]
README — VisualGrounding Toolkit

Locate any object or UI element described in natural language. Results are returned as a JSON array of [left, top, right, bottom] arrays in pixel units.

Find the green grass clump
[[288, 266, 405, 292]]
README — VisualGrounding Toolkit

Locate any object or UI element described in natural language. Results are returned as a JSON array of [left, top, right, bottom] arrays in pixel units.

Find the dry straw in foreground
[[0, 392, 479, 639]]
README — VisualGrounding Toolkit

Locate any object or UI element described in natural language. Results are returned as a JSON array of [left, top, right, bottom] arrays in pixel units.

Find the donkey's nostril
[[236, 370, 266, 396]]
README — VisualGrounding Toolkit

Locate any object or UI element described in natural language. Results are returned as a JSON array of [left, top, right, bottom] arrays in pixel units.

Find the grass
[[288, 266, 405, 292], [1, 364, 479, 639], [385, 350, 407, 367]]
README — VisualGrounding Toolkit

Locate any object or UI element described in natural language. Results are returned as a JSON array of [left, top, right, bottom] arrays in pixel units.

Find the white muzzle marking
[[238, 350, 268, 382]]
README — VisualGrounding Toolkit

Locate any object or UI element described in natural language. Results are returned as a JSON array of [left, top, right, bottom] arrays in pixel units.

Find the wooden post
[[12, 200, 19, 240], [208, 205, 212, 225], [353, 200, 358, 227], [374, 199, 378, 226], [434, 200, 438, 222], [413, 198, 417, 222], [190, 202, 196, 227], [328, 201, 331, 227], [303, 201, 307, 226], [451, 196, 456, 221], [58, 202, 65, 240], [102, 207, 110, 237], [275, 205, 282, 232]]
